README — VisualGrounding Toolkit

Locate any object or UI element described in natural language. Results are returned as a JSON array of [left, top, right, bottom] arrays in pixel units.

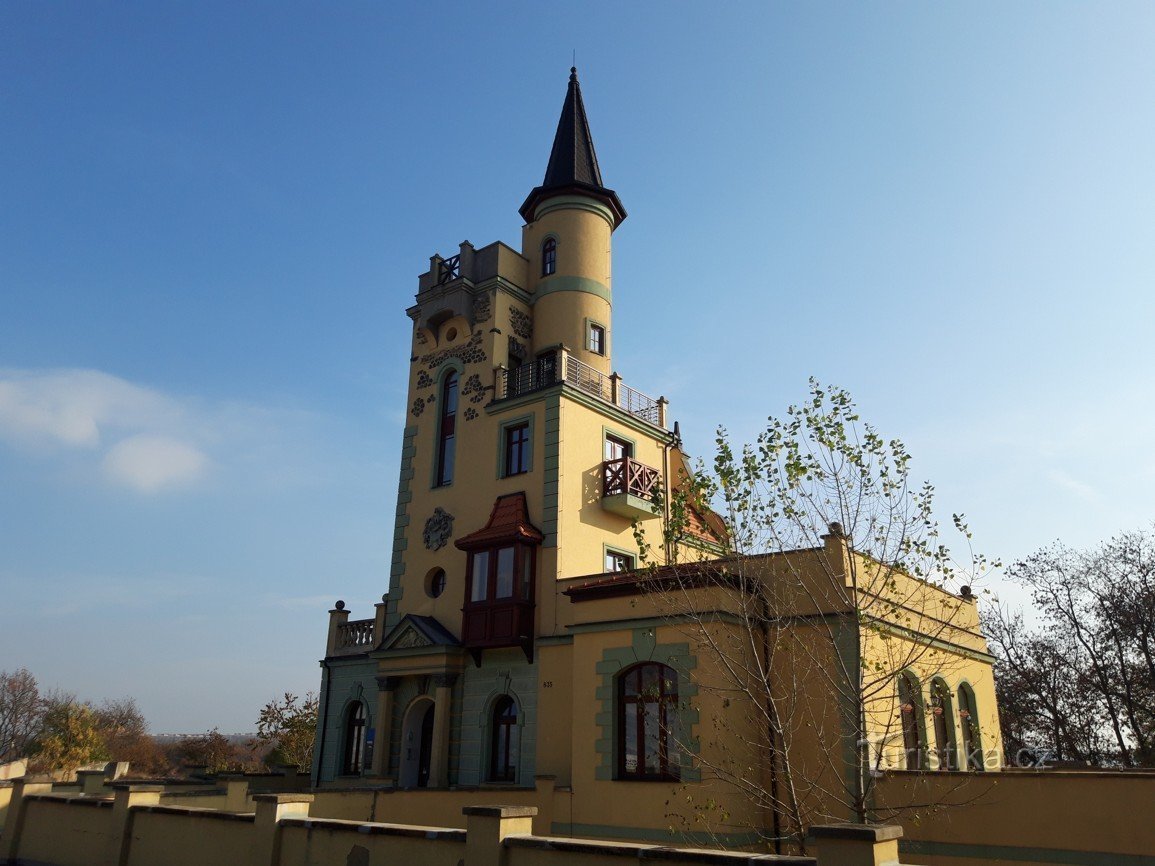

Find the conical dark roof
[[519, 68, 626, 227]]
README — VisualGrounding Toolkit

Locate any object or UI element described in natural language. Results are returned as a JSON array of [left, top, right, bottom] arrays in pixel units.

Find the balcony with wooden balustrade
[[602, 455, 661, 521]]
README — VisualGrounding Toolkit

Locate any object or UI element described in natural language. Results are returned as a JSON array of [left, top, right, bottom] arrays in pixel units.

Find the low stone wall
[[0, 784, 909, 866], [128, 806, 257, 866], [278, 817, 466, 866], [877, 769, 1155, 865]]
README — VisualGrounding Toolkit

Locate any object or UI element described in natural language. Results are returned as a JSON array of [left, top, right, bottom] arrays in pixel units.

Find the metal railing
[[498, 349, 663, 428]]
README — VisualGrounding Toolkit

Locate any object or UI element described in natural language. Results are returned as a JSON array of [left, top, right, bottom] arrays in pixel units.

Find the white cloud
[[0, 368, 184, 448], [101, 434, 210, 492], [0, 368, 210, 493]]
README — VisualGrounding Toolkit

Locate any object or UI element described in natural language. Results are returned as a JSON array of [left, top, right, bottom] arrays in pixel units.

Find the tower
[[313, 67, 707, 790]]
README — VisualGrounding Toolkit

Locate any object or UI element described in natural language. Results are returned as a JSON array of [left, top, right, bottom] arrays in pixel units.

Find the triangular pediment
[[376, 614, 461, 655]]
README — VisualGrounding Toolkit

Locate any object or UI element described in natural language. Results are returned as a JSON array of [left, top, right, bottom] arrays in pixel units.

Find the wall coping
[[504, 836, 814, 864], [134, 804, 256, 822], [251, 793, 314, 804], [109, 783, 165, 793], [281, 817, 467, 842], [809, 824, 903, 842], [25, 794, 113, 808], [463, 805, 538, 818]]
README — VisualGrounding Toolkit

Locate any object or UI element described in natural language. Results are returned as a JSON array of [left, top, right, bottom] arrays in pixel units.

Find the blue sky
[[3, 3, 1154, 733]]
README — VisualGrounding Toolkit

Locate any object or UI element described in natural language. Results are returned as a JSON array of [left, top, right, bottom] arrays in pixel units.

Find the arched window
[[435, 370, 458, 487], [618, 662, 680, 780], [897, 672, 923, 770], [342, 702, 367, 775], [489, 696, 519, 782], [929, 678, 957, 770], [957, 684, 983, 770], [541, 238, 557, 276]]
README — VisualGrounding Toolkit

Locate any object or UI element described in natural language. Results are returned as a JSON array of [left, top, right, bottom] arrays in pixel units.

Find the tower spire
[[520, 68, 626, 226]]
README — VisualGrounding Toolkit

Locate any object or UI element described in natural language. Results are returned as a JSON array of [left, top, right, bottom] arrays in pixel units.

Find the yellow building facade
[[311, 69, 1002, 847]]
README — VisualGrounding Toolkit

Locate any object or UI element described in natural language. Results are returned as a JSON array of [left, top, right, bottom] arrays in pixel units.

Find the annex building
[[309, 68, 1002, 847]]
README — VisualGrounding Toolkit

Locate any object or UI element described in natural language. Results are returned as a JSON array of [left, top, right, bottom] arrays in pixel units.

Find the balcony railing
[[603, 456, 661, 500], [497, 348, 665, 428], [335, 618, 374, 653]]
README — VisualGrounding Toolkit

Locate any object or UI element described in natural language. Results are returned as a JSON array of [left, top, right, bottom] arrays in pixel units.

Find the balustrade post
[[657, 396, 668, 429], [326, 601, 350, 656], [609, 373, 621, 406], [495, 365, 507, 400], [373, 595, 387, 650], [458, 240, 475, 281], [556, 346, 569, 385]]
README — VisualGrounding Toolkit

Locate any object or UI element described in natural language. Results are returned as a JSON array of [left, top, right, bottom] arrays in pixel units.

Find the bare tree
[[0, 668, 42, 762], [986, 530, 1155, 767], [635, 380, 995, 849]]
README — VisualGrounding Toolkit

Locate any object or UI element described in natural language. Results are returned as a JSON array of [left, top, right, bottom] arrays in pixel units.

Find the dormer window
[[542, 238, 557, 276]]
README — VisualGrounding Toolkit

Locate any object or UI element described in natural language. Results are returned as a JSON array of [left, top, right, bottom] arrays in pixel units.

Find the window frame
[[897, 671, 924, 771], [434, 368, 459, 488], [588, 322, 606, 355], [541, 237, 557, 277], [604, 548, 635, 573], [929, 677, 957, 771], [617, 662, 681, 782], [502, 421, 531, 477], [488, 695, 520, 783], [341, 701, 368, 776]]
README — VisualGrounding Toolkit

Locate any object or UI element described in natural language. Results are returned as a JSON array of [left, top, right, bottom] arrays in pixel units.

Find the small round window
[[426, 568, 447, 598], [445, 327, 458, 342]]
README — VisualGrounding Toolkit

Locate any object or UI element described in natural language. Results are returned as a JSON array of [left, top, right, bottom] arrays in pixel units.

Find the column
[[463, 805, 537, 866], [371, 676, 398, 780], [428, 674, 457, 788]]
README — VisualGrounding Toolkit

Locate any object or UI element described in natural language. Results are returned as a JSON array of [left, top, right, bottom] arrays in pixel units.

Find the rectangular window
[[606, 550, 634, 573], [504, 423, 530, 476], [471, 551, 490, 601], [495, 546, 515, 599], [588, 323, 606, 355], [604, 435, 631, 462]]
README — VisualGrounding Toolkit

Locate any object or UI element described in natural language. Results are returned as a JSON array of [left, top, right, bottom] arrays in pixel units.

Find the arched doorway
[[399, 697, 435, 788]]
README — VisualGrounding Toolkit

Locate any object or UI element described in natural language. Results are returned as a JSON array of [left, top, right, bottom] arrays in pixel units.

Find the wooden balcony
[[602, 456, 661, 520]]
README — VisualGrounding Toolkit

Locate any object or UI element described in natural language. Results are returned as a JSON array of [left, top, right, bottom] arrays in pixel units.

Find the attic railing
[[335, 618, 374, 652], [497, 347, 666, 428]]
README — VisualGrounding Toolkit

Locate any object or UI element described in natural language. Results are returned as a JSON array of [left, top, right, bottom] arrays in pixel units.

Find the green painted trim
[[428, 361, 465, 490], [593, 630, 700, 784], [565, 385, 667, 436], [957, 679, 986, 771], [601, 543, 636, 573], [385, 425, 419, 630], [541, 393, 561, 547], [550, 822, 769, 848], [534, 635, 574, 646], [583, 315, 610, 359], [533, 275, 612, 304], [900, 838, 1155, 865], [866, 618, 998, 664], [534, 195, 615, 226], [495, 413, 535, 480], [928, 676, 960, 770], [602, 424, 637, 455]]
